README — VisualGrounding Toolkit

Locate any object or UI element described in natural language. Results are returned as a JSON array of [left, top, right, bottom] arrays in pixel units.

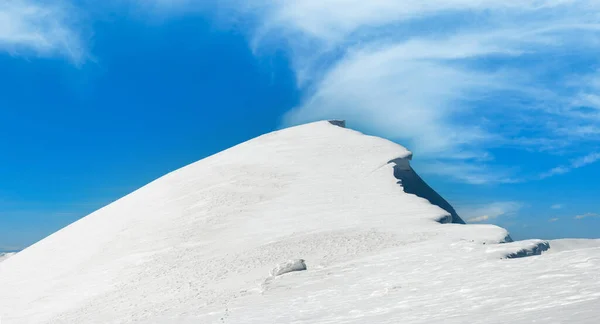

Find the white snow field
[[0, 121, 599, 323]]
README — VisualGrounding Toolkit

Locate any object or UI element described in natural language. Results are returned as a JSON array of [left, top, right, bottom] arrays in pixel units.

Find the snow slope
[[0, 121, 598, 323], [0, 253, 15, 263]]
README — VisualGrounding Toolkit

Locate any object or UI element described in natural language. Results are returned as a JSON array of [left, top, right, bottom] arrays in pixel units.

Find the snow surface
[[0, 121, 599, 323], [0, 253, 15, 263], [546, 239, 600, 253]]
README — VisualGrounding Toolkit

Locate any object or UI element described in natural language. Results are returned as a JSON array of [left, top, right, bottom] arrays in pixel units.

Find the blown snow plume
[[0, 121, 599, 323]]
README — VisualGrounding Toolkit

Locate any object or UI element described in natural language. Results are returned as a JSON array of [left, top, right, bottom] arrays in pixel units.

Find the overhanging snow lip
[[387, 156, 466, 225], [327, 120, 346, 128], [487, 240, 550, 259]]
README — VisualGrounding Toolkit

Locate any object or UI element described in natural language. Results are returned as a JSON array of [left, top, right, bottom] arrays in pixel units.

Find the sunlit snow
[[0, 121, 598, 323]]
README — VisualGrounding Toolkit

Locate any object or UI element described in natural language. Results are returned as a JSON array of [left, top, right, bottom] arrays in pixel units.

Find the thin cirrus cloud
[[415, 160, 519, 185], [574, 213, 600, 220], [0, 0, 84, 62], [459, 201, 523, 223], [540, 152, 600, 179]]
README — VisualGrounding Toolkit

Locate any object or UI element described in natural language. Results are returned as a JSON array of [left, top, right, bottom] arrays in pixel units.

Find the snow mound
[[486, 239, 550, 259], [270, 259, 307, 276], [0, 120, 598, 323]]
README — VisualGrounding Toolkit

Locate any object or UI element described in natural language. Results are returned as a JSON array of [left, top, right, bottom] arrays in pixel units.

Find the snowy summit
[[0, 121, 599, 323]]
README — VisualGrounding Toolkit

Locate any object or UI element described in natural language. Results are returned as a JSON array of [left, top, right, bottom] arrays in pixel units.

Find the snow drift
[[0, 121, 598, 324], [270, 259, 307, 277]]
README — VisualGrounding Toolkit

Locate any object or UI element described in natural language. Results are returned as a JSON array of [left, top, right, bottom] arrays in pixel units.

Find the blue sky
[[1, 1, 600, 251]]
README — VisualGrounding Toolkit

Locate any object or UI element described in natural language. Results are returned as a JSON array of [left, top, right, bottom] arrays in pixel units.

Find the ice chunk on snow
[[270, 259, 307, 277]]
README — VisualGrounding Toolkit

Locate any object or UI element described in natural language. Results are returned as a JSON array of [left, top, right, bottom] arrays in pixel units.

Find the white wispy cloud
[[573, 152, 600, 168], [459, 201, 523, 223], [540, 152, 600, 178], [468, 215, 490, 223], [551, 204, 564, 210], [574, 212, 600, 220], [0, 0, 84, 61], [548, 217, 559, 222], [415, 161, 519, 185]]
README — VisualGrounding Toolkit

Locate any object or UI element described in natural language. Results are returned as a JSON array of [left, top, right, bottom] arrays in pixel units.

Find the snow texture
[[0, 253, 15, 263], [270, 259, 307, 277], [547, 239, 600, 253], [0, 121, 598, 323]]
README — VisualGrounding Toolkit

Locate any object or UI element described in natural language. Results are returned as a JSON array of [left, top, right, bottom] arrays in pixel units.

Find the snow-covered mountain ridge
[[0, 121, 598, 323]]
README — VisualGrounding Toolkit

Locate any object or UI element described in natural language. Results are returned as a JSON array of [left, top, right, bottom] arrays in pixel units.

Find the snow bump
[[270, 259, 307, 277], [487, 240, 550, 259]]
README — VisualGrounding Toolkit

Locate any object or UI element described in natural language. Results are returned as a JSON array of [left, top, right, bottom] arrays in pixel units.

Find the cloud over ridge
[[205, 0, 600, 183], [6, 0, 600, 183]]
